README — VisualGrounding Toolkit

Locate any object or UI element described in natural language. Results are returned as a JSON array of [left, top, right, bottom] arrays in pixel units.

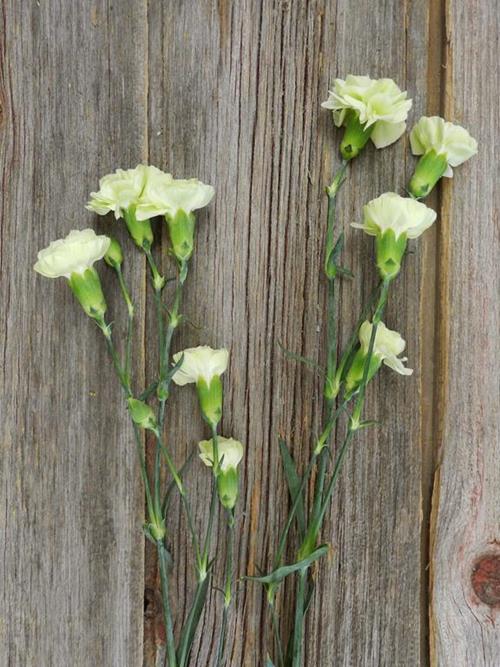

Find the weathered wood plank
[[430, 1, 500, 665], [0, 2, 148, 665], [146, 1, 431, 665]]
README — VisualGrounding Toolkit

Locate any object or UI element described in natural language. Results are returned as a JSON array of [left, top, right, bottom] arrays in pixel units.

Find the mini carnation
[[86, 165, 149, 219], [198, 437, 244, 473], [34, 229, 111, 279], [322, 75, 412, 157], [352, 192, 436, 240], [172, 346, 229, 386], [352, 192, 436, 280], [135, 176, 214, 221], [345, 320, 413, 395], [408, 116, 478, 198]]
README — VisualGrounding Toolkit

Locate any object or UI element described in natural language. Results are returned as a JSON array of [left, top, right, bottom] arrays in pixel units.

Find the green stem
[[215, 510, 235, 667], [269, 601, 285, 667], [157, 539, 178, 667], [158, 261, 188, 429], [97, 325, 158, 531], [291, 569, 307, 667], [115, 265, 134, 383], [201, 428, 220, 571]]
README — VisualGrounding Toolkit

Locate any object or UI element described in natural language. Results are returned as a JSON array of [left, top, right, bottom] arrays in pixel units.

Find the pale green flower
[[358, 320, 413, 376], [410, 116, 477, 176], [408, 116, 478, 198], [172, 346, 229, 386], [352, 192, 436, 240], [172, 345, 229, 427], [322, 75, 412, 151], [86, 165, 151, 219], [198, 437, 244, 473], [135, 176, 215, 221], [34, 229, 110, 278]]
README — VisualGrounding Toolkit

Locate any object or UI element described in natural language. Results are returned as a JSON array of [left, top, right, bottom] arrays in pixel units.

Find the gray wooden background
[[1, 1, 499, 665]]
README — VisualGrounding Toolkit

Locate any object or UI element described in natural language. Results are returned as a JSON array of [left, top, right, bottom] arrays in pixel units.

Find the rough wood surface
[[0, 2, 148, 665], [0, 1, 495, 666], [429, 1, 500, 665]]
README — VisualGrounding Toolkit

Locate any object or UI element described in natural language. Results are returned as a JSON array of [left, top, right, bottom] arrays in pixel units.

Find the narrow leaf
[[244, 545, 329, 585], [176, 575, 211, 666], [278, 439, 306, 539]]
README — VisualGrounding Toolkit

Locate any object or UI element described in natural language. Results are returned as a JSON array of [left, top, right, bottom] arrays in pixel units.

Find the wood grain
[[430, 1, 500, 665], [0, 1, 148, 665], [1, 0, 496, 666], [146, 1, 432, 665]]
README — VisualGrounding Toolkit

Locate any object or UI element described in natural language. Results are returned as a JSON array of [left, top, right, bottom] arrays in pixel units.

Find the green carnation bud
[[68, 267, 107, 321], [340, 111, 374, 161], [217, 467, 239, 510], [196, 376, 223, 427], [123, 207, 154, 250], [104, 237, 124, 268], [375, 229, 407, 281], [127, 398, 158, 432], [408, 149, 449, 199], [165, 209, 195, 262]]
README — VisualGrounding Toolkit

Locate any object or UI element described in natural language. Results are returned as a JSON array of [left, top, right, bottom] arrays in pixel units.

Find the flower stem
[[115, 265, 134, 382], [201, 427, 220, 573], [215, 509, 235, 667], [291, 568, 307, 667], [157, 539, 178, 667]]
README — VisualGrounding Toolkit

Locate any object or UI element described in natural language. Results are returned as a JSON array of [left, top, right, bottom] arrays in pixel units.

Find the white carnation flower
[[322, 75, 412, 149], [352, 192, 436, 240], [86, 165, 151, 219], [198, 437, 244, 472], [34, 229, 111, 278], [172, 346, 229, 386], [359, 320, 413, 376], [136, 176, 215, 221], [410, 116, 478, 177]]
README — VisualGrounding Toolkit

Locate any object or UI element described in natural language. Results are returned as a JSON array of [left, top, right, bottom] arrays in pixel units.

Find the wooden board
[[0, 2, 148, 665], [1, 1, 497, 666], [429, 1, 500, 665]]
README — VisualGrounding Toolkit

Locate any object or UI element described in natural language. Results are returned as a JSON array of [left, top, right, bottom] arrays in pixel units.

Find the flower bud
[[196, 376, 223, 427], [122, 208, 154, 249], [104, 237, 124, 268], [127, 398, 158, 432], [165, 210, 195, 262], [68, 268, 107, 321]]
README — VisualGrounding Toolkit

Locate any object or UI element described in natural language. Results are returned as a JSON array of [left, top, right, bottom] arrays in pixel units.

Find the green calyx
[[217, 467, 239, 510], [166, 210, 196, 262], [123, 207, 154, 249], [375, 229, 407, 280], [340, 111, 374, 160], [104, 237, 124, 268], [344, 347, 382, 397], [196, 376, 223, 427], [408, 149, 449, 199], [127, 398, 158, 432], [68, 268, 107, 320]]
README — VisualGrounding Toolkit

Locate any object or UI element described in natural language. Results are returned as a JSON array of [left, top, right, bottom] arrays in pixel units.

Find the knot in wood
[[471, 554, 500, 607]]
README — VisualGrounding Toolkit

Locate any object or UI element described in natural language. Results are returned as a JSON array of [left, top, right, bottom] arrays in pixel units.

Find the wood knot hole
[[471, 554, 500, 607]]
